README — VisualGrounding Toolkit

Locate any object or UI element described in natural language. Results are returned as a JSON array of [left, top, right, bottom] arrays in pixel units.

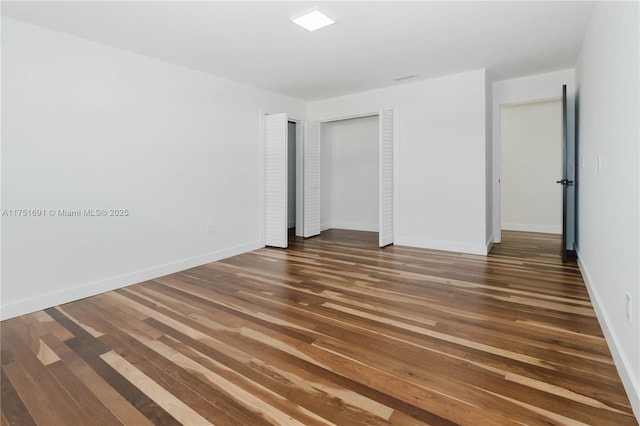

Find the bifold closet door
[[379, 109, 394, 247], [265, 113, 288, 248], [303, 122, 321, 238]]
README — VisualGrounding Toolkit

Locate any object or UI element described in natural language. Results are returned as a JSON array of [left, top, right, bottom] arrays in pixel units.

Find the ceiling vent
[[393, 74, 417, 82]]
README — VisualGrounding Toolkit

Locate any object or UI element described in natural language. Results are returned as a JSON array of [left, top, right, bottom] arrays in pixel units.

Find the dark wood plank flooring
[[1, 230, 636, 425]]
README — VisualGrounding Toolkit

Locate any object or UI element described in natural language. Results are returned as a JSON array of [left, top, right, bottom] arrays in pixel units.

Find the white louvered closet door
[[303, 122, 321, 238], [379, 110, 394, 247], [265, 113, 288, 248]]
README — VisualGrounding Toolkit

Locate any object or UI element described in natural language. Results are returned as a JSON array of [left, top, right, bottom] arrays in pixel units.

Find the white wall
[[1, 18, 306, 320], [321, 116, 379, 232], [575, 2, 639, 417], [500, 100, 562, 234], [310, 69, 489, 255], [287, 121, 296, 228], [492, 69, 575, 243]]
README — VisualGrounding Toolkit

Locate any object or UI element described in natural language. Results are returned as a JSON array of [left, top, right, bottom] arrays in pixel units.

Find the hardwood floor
[[1, 230, 636, 425]]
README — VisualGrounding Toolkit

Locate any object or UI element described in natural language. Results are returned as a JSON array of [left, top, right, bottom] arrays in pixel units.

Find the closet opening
[[320, 115, 380, 235], [264, 109, 392, 249]]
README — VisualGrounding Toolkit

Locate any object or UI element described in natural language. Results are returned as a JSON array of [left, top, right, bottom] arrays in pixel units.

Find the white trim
[[501, 223, 562, 234], [330, 222, 378, 232], [0, 240, 263, 321], [393, 109, 400, 249], [486, 235, 495, 254], [315, 108, 398, 245], [294, 120, 304, 237], [578, 253, 640, 419], [501, 96, 562, 109], [492, 69, 576, 245], [396, 236, 489, 256], [258, 107, 266, 246], [316, 111, 379, 123]]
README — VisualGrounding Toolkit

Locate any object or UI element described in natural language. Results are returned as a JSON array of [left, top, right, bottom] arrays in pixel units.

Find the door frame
[[491, 78, 576, 246], [261, 108, 398, 247], [497, 97, 563, 235], [290, 119, 304, 237], [316, 109, 398, 246], [560, 84, 577, 261]]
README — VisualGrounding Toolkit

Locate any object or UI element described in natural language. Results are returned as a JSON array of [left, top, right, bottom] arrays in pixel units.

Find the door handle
[[556, 179, 574, 186]]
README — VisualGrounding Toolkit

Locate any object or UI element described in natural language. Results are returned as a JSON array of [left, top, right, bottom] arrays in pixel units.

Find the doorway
[[264, 113, 306, 248], [500, 99, 562, 234], [264, 110, 393, 248], [320, 115, 379, 233], [318, 109, 394, 247]]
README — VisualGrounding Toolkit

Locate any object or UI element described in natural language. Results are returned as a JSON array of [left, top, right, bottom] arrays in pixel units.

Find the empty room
[[1, 1, 638, 425]]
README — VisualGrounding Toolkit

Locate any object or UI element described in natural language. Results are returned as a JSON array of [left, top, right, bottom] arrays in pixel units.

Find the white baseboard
[[578, 253, 640, 420], [330, 222, 378, 232], [485, 235, 494, 254], [501, 223, 562, 234], [395, 236, 488, 256], [0, 240, 263, 321], [320, 222, 332, 231]]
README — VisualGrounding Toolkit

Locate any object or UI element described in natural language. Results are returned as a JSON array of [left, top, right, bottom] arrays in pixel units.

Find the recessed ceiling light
[[291, 10, 335, 32]]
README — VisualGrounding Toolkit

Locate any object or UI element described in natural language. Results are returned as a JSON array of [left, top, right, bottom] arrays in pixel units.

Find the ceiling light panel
[[291, 10, 335, 32]]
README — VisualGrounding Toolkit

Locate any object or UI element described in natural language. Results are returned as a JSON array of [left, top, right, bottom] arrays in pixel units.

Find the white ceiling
[[1, 1, 595, 101]]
